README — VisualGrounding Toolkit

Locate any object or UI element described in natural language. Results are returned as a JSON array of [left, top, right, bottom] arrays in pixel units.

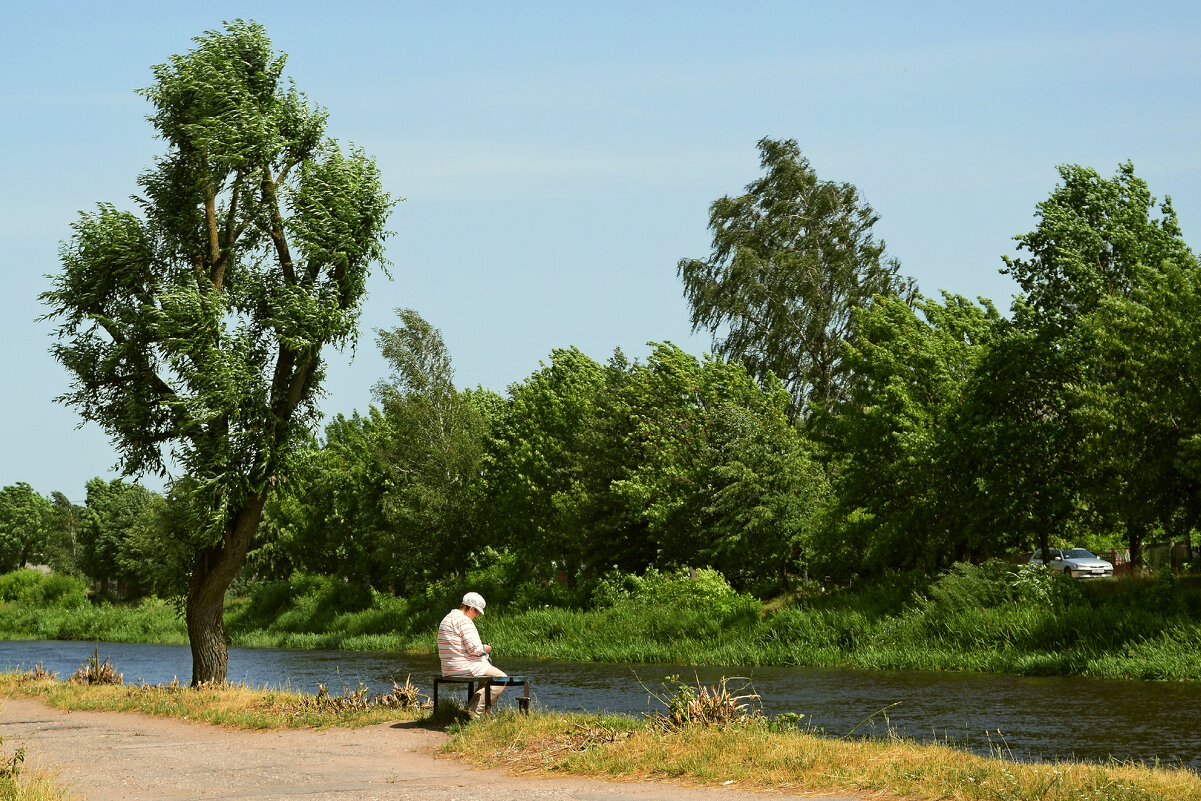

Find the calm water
[[2, 639, 1198, 770]]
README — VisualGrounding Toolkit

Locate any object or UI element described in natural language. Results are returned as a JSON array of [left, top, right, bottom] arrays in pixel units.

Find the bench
[[432, 675, 531, 715]]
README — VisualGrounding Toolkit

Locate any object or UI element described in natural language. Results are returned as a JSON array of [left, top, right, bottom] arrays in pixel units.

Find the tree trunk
[[1128, 524, 1144, 574], [187, 494, 266, 685]]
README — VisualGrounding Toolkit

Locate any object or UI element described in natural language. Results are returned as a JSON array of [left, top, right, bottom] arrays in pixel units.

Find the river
[[1, 639, 1198, 770]]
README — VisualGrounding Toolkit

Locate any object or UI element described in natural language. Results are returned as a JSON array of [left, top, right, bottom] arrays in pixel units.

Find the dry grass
[[5, 667, 1198, 801], [0, 770, 76, 801], [67, 648, 120, 686], [0, 671, 427, 730], [0, 708, 76, 801], [447, 712, 1201, 801]]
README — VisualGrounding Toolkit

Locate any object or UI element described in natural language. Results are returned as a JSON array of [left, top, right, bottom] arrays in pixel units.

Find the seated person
[[436, 592, 506, 717]]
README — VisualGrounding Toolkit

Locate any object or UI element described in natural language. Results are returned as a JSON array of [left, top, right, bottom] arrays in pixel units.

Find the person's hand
[[484, 644, 491, 654]]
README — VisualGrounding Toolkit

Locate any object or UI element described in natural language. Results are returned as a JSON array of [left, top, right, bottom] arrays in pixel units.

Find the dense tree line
[[17, 146, 1201, 619]]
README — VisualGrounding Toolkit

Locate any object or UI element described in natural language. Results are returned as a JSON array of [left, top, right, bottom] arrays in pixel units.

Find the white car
[[1029, 548, 1114, 578]]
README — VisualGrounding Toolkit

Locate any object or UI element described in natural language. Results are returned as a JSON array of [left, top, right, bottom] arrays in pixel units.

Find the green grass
[[4, 566, 1201, 682]]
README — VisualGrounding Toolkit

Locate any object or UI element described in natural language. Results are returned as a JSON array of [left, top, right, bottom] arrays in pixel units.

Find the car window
[[1065, 548, 1095, 559]]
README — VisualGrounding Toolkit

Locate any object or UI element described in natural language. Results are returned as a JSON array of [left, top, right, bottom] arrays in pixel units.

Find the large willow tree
[[41, 20, 394, 684]]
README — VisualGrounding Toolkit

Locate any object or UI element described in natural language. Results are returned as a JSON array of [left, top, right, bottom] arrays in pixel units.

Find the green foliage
[[226, 573, 372, 636], [1146, 565, 1180, 614], [919, 560, 1081, 615], [487, 346, 610, 576], [372, 310, 496, 587], [0, 484, 53, 574], [0, 585, 187, 644], [40, 19, 394, 682], [253, 411, 395, 588], [588, 567, 752, 616], [1072, 257, 1201, 557], [75, 478, 187, 599], [996, 162, 1197, 567], [1007, 563, 1077, 606], [678, 137, 913, 418], [0, 570, 87, 609], [0, 733, 24, 783], [921, 560, 1018, 610], [819, 293, 1007, 575], [614, 344, 828, 592], [1003, 161, 1192, 335]]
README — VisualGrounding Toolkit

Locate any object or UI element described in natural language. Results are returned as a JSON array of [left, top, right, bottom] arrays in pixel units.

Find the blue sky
[[3, 1, 1199, 501]]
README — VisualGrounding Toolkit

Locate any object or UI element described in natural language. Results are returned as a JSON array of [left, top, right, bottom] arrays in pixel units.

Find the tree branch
[[260, 163, 296, 285]]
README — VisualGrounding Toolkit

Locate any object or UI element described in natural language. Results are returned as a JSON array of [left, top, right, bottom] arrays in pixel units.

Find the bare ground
[[0, 698, 860, 801]]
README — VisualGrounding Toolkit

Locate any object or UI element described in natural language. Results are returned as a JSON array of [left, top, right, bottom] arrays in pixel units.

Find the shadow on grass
[[390, 699, 472, 731]]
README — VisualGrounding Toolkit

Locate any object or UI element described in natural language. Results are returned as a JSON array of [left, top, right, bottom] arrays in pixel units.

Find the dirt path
[[0, 698, 859, 801]]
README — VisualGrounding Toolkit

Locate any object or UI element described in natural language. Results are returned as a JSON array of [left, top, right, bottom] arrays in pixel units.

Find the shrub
[[920, 560, 1017, 611], [40, 573, 89, 608], [589, 567, 752, 615], [0, 569, 88, 608], [226, 573, 374, 636], [1146, 564, 1180, 613]]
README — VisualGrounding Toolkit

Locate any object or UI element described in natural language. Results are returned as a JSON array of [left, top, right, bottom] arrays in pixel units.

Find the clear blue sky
[[3, 1, 1199, 502]]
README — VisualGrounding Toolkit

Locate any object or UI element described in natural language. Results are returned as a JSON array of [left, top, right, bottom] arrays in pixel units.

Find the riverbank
[[3, 564, 1201, 681], [1, 673, 1198, 801]]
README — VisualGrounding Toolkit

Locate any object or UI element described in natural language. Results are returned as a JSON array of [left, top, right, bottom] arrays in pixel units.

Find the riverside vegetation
[[1, 664, 1199, 801], [3, 559, 1201, 681]]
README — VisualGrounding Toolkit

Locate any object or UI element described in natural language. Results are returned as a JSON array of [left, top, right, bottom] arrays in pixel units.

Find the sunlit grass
[[0, 770, 75, 801], [5, 672, 1198, 801], [0, 673, 425, 730], [448, 712, 1201, 801]]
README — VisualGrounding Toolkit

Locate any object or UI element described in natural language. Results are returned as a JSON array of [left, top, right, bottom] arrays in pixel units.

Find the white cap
[[462, 592, 486, 614]]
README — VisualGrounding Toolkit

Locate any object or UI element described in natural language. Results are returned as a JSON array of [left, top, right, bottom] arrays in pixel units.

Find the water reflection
[[1, 639, 1197, 770]]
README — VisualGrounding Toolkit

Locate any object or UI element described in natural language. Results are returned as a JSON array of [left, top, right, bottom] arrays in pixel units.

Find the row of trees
[[0, 477, 188, 596], [818, 162, 1200, 575], [251, 330, 826, 597], [23, 155, 1200, 605]]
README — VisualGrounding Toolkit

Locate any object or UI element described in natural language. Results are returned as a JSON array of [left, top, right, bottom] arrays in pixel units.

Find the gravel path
[[0, 698, 860, 801]]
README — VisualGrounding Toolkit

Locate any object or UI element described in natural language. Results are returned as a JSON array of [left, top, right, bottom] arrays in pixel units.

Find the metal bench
[[432, 675, 531, 715]]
